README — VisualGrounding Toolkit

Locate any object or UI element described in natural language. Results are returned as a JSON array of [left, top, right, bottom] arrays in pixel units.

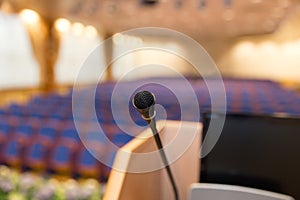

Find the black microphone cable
[[133, 90, 179, 200]]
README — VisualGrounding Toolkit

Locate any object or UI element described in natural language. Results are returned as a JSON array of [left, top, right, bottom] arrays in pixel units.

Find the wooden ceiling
[[4, 0, 300, 40]]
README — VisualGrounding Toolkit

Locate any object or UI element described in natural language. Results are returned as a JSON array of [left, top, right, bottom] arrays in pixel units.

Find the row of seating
[[0, 78, 299, 181], [0, 113, 133, 181]]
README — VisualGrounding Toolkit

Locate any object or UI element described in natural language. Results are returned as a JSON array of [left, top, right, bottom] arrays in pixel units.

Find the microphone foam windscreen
[[133, 90, 155, 109]]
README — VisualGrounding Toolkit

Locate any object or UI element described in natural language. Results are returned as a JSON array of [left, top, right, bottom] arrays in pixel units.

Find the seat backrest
[[189, 183, 295, 200]]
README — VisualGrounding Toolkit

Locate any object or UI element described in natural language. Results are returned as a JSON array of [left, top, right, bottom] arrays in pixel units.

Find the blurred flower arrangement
[[0, 165, 102, 200]]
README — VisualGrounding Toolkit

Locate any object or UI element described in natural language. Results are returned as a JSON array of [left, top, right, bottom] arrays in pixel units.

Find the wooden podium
[[104, 120, 202, 200]]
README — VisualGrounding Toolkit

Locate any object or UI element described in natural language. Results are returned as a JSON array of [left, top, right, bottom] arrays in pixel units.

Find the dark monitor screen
[[200, 112, 300, 199]]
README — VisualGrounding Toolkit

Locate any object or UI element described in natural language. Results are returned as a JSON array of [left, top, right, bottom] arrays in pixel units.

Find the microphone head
[[133, 90, 156, 122], [133, 90, 155, 109]]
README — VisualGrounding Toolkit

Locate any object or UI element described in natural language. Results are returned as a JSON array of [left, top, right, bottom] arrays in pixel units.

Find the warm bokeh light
[[113, 33, 143, 46], [85, 25, 98, 39], [19, 9, 40, 25], [113, 33, 126, 45], [55, 18, 71, 33], [227, 38, 300, 81], [72, 22, 85, 36], [233, 41, 255, 56]]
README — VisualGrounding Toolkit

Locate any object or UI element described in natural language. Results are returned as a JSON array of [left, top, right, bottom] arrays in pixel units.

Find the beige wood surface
[[104, 120, 202, 200]]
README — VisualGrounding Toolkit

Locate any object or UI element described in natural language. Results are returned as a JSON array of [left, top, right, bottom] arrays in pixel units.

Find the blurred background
[[0, 0, 300, 93], [0, 0, 300, 199]]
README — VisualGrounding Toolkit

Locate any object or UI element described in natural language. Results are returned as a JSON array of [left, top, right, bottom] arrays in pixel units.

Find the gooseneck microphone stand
[[148, 118, 179, 200], [133, 90, 179, 200]]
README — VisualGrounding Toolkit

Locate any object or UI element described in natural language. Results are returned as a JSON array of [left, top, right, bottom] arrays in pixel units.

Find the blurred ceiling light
[[85, 25, 98, 38], [133, 37, 143, 46], [55, 18, 71, 33], [260, 41, 276, 54], [72, 22, 85, 36], [19, 9, 40, 24], [233, 41, 254, 57]]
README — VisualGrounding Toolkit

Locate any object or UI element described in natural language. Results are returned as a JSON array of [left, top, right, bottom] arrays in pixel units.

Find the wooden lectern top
[[104, 120, 202, 200]]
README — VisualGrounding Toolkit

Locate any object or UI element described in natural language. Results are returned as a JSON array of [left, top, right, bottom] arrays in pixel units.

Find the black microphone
[[133, 90, 179, 200], [133, 90, 156, 123]]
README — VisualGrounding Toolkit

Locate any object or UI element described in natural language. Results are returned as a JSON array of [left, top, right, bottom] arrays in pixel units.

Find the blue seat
[[0, 109, 7, 115], [0, 122, 10, 133], [0, 125, 9, 145], [15, 125, 33, 144], [61, 129, 80, 142], [111, 133, 134, 147], [9, 104, 26, 116], [25, 142, 48, 170], [86, 131, 108, 143], [3, 140, 22, 166], [7, 141, 19, 156], [49, 144, 74, 174], [76, 147, 100, 178], [16, 125, 32, 135], [31, 143, 44, 159], [56, 146, 69, 162], [38, 127, 56, 140], [81, 149, 97, 166]]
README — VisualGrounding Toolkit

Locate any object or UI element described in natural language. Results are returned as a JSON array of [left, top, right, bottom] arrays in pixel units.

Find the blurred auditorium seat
[[111, 133, 134, 148], [0, 78, 299, 181], [60, 128, 81, 145], [75, 143, 102, 179], [13, 124, 33, 145], [2, 139, 23, 167], [37, 127, 56, 143], [24, 140, 49, 171], [0, 116, 10, 146], [48, 142, 76, 175]]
